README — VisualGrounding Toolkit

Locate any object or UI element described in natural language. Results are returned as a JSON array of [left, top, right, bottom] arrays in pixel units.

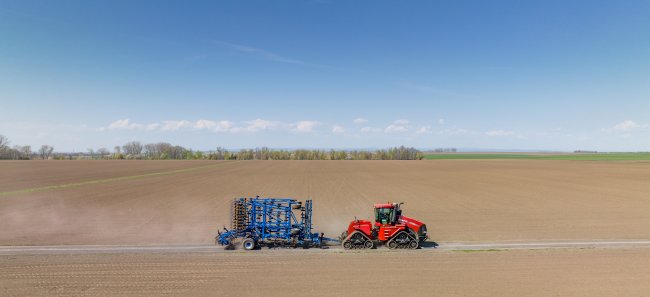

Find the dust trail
[[0, 162, 234, 197]]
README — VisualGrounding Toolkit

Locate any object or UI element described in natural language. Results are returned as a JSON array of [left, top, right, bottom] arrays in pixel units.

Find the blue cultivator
[[216, 197, 335, 250]]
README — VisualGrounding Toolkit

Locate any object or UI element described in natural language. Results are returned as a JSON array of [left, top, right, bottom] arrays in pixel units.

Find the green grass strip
[[0, 162, 233, 197], [423, 153, 650, 161]]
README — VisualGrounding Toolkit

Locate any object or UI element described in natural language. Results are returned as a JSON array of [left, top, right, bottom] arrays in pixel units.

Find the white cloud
[[486, 130, 515, 137], [416, 126, 431, 134], [103, 117, 468, 139], [384, 119, 409, 133], [107, 119, 145, 130], [292, 121, 321, 133], [102, 118, 360, 135], [135, 120, 237, 132], [160, 120, 193, 131], [239, 118, 280, 133], [194, 120, 234, 132], [145, 123, 160, 131], [438, 118, 445, 125], [608, 120, 647, 132], [385, 124, 408, 133], [332, 125, 345, 134], [360, 127, 382, 133]]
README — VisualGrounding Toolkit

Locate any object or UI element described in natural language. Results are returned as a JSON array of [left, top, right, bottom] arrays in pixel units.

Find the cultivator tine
[[230, 198, 248, 231]]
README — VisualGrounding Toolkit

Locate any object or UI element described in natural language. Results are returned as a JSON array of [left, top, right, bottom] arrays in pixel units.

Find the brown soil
[[2, 160, 650, 245], [0, 160, 217, 192], [2, 248, 650, 297]]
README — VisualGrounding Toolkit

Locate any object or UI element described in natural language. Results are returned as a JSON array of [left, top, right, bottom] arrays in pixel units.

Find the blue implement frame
[[217, 197, 325, 249]]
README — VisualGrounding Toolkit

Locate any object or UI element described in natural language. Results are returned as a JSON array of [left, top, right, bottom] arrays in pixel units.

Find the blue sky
[[1, 0, 649, 152]]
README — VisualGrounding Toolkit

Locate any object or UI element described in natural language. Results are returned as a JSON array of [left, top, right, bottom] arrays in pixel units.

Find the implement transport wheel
[[243, 238, 256, 250]]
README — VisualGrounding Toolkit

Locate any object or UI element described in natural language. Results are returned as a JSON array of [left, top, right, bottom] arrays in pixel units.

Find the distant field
[[423, 152, 650, 161]]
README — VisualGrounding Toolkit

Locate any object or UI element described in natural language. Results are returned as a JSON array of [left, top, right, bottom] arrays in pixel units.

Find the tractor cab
[[373, 203, 402, 226]]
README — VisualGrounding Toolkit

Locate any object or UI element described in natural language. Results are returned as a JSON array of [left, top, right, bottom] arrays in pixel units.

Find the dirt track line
[[0, 162, 234, 197], [0, 245, 216, 254], [440, 240, 650, 251], [3, 240, 650, 255]]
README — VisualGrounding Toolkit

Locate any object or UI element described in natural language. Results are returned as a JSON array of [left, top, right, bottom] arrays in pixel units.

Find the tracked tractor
[[341, 202, 427, 250]]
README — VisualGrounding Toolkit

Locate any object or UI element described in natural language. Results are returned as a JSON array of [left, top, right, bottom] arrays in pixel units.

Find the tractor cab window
[[375, 207, 394, 224]]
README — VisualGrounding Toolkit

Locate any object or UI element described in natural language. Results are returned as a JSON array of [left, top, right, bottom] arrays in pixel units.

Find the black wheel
[[242, 238, 256, 250], [408, 230, 420, 249], [409, 240, 418, 249], [364, 240, 374, 249], [343, 241, 352, 249], [388, 240, 398, 249]]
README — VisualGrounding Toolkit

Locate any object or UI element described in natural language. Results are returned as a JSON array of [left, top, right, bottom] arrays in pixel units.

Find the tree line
[[205, 146, 423, 160], [0, 135, 55, 160], [0, 135, 424, 160], [115, 142, 423, 160]]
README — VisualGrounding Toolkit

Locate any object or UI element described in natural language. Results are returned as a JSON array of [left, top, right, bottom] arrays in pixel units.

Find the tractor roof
[[374, 203, 395, 209]]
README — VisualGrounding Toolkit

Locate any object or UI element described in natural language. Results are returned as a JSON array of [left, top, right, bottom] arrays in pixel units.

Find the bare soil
[[3, 160, 650, 296], [0, 160, 217, 192], [2, 248, 650, 297], [2, 160, 650, 245]]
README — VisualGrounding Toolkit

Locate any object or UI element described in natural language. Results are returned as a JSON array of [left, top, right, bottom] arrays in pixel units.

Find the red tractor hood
[[398, 215, 425, 232]]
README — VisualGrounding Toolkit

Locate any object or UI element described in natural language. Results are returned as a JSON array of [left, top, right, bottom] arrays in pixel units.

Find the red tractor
[[341, 202, 427, 250]]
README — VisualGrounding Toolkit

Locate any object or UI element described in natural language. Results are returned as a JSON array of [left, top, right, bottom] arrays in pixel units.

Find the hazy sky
[[1, 0, 649, 151]]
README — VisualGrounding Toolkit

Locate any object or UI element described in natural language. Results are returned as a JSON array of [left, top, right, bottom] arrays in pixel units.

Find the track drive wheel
[[408, 230, 419, 249], [242, 238, 256, 250], [343, 241, 352, 249], [364, 240, 374, 249], [408, 240, 418, 249]]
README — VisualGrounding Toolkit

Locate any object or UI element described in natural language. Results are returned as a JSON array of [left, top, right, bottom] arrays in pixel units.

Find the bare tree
[[0, 135, 9, 159], [144, 143, 158, 159], [38, 145, 54, 160], [144, 142, 173, 159], [20, 145, 32, 159], [97, 147, 109, 159], [122, 141, 143, 157], [0, 134, 8, 151], [87, 148, 95, 159], [9, 145, 20, 159], [38, 146, 45, 160]]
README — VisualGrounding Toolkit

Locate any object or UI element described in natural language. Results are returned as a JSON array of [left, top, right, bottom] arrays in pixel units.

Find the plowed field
[[2, 248, 650, 297], [3, 160, 650, 296], [2, 160, 650, 245]]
